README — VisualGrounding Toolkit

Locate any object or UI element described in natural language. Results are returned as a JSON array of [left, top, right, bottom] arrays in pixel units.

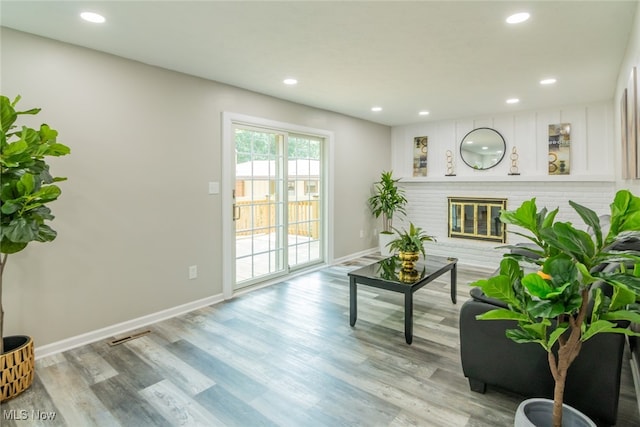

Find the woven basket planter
[[1, 335, 34, 402]]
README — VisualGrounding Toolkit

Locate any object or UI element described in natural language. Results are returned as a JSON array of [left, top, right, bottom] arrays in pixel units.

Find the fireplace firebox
[[448, 197, 507, 243]]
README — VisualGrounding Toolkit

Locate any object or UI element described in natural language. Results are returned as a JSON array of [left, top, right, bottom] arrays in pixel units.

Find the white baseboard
[[331, 248, 378, 265], [35, 293, 225, 359], [632, 352, 640, 418]]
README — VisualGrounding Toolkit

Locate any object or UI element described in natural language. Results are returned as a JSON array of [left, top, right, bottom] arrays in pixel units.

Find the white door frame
[[221, 112, 334, 300]]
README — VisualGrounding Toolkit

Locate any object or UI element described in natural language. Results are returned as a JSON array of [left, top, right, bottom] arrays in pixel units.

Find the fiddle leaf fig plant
[[471, 190, 640, 427], [0, 95, 70, 354]]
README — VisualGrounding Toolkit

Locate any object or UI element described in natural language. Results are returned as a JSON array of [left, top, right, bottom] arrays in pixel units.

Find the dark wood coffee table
[[348, 255, 458, 344]]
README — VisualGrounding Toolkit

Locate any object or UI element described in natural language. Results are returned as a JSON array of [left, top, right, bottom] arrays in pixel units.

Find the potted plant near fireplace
[[471, 191, 640, 427], [0, 95, 70, 401], [368, 170, 408, 256]]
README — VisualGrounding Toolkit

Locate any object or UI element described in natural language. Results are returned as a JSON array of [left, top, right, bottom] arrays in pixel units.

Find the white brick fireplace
[[395, 180, 616, 269]]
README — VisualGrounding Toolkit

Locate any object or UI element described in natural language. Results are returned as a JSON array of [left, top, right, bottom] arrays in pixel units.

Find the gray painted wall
[[1, 28, 390, 347]]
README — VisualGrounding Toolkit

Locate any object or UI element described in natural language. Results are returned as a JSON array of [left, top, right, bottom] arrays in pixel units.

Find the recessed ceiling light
[[371, 106, 382, 112], [419, 111, 430, 116], [540, 78, 557, 85], [506, 12, 530, 24], [80, 12, 106, 23], [482, 146, 489, 150], [283, 78, 298, 85], [506, 98, 520, 104]]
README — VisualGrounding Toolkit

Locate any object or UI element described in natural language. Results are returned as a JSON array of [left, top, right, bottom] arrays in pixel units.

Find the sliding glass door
[[233, 126, 323, 290]]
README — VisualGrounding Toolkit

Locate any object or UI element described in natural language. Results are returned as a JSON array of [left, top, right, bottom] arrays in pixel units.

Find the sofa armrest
[[468, 286, 508, 309]]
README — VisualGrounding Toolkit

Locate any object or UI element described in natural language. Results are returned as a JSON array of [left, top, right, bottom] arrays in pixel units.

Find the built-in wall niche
[[448, 197, 507, 243]]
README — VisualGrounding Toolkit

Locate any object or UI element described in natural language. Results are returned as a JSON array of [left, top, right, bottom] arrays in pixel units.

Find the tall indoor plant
[[368, 171, 408, 255], [0, 95, 70, 399], [471, 190, 640, 427]]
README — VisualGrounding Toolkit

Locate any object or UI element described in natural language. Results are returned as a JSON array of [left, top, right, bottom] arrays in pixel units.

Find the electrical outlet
[[359, 229, 364, 238], [188, 265, 198, 280]]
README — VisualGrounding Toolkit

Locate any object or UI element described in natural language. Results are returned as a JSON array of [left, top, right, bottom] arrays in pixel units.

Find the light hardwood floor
[[2, 256, 639, 426]]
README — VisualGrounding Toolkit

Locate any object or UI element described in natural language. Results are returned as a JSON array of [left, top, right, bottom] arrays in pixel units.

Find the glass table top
[[348, 254, 458, 285]]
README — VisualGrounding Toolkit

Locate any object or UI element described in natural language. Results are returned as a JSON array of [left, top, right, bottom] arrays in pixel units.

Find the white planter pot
[[514, 398, 596, 427], [379, 232, 395, 257]]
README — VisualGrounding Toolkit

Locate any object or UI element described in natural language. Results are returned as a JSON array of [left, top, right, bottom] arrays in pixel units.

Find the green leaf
[[44, 142, 70, 156], [606, 273, 640, 294], [471, 274, 521, 308], [499, 257, 523, 281], [582, 320, 619, 341], [576, 262, 598, 286], [609, 190, 640, 239], [476, 308, 529, 321], [544, 255, 577, 286], [0, 200, 21, 215], [35, 224, 57, 242], [542, 222, 595, 264], [522, 321, 549, 340], [569, 200, 603, 248], [0, 237, 27, 254], [4, 217, 38, 243], [526, 299, 568, 318], [591, 287, 603, 321], [500, 198, 538, 231], [0, 95, 17, 133], [38, 124, 58, 142], [16, 173, 35, 196], [33, 184, 62, 203], [540, 207, 559, 230], [505, 328, 547, 347], [610, 285, 637, 311], [1, 139, 28, 158], [601, 310, 640, 324], [548, 325, 568, 348], [521, 273, 554, 298]]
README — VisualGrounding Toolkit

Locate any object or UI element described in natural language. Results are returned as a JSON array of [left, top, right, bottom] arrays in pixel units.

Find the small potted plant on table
[[387, 222, 435, 270]]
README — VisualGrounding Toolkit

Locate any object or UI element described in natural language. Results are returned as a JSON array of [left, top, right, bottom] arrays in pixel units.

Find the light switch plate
[[208, 181, 220, 194]]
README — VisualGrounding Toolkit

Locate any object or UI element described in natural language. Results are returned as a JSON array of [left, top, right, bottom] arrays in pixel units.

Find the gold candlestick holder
[[508, 146, 520, 175], [445, 149, 456, 176]]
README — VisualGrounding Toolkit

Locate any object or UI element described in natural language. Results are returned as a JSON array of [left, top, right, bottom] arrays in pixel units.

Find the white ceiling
[[1, 1, 636, 126]]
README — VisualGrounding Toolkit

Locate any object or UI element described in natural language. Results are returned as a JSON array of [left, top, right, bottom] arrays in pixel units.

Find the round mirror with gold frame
[[459, 128, 506, 170]]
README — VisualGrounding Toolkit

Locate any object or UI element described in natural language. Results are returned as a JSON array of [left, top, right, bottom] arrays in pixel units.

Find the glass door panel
[[234, 127, 286, 289], [287, 135, 322, 270]]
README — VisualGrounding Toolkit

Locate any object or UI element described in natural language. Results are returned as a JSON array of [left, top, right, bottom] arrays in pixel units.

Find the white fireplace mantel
[[400, 174, 615, 183]]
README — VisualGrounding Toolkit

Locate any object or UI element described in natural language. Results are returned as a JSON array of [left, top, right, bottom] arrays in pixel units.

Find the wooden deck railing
[[235, 199, 320, 238]]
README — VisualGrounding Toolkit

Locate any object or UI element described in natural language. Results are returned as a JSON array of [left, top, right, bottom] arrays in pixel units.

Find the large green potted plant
[[0, 95, 70, 401], [368, 170, 408, 255], [387, 222, 435, 270], [471, 190, 640, 427]]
